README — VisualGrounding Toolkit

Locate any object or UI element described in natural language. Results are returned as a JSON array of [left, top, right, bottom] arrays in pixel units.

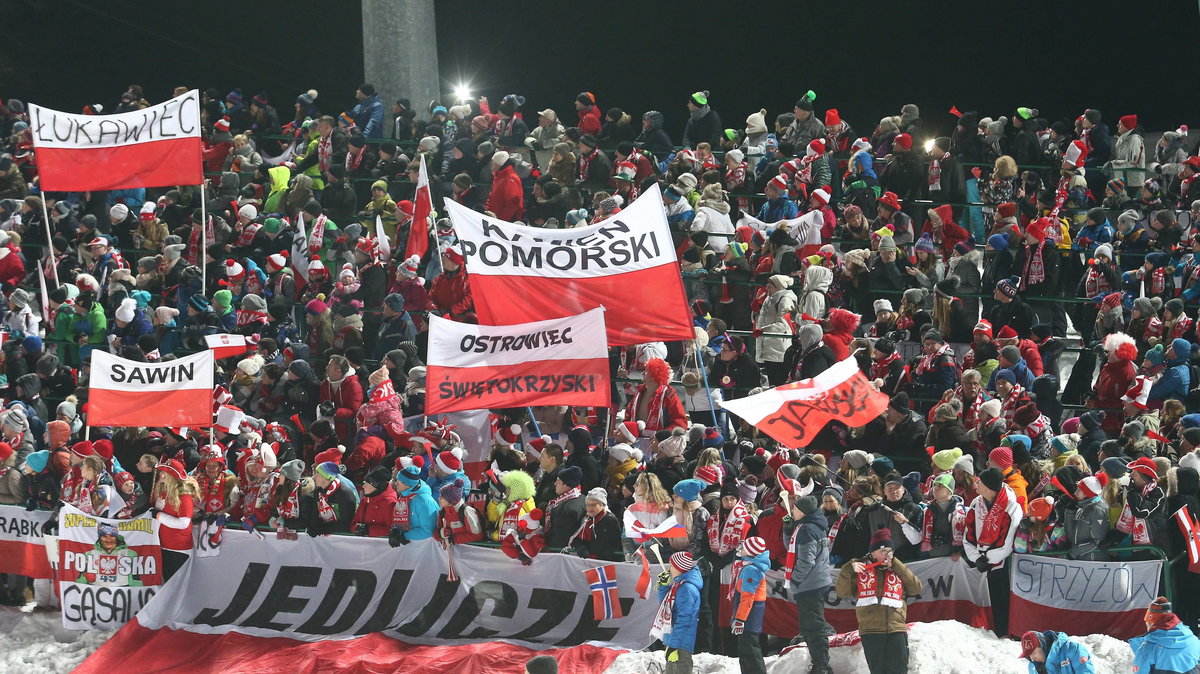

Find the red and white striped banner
[[0, 505, 54, 578], [88, 349, 214, 427], [29, 90, 202, 190], [1008, 553, 1162, 639], [425, 308, 610, 414], [444, 189, 693, 346]]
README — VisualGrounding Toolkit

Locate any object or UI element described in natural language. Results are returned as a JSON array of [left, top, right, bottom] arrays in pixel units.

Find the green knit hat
[[690, 90, 709, 106], [263, 217, 281, 234]]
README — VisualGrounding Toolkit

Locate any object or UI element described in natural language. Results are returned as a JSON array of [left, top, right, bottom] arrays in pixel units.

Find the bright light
[[453, 84, 472, 101], [923, 138, 936, 153]]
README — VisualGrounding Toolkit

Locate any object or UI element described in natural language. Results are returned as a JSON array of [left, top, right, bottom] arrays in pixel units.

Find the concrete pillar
[[361, 0, 440, 133]]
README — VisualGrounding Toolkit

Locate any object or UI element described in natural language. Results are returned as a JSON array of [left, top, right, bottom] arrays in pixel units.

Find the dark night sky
[[8, 0, 1200, 140]]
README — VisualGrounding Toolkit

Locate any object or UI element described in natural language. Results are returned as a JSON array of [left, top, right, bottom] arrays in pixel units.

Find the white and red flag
[[88, 349, 214, 427], [443, 189, 693, 346], [425, 307, 610, 414], [406, 154, 433, 261], [720, 357, 889, 447], [29, 90, 202, 190], [204, 333, 252, 360]]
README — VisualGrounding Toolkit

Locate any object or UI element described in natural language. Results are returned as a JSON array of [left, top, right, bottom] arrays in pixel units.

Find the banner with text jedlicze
[[425, 308, 610, 414], [126, 532, 656, 649], [444, 189, 693, 346], [57, 505, 162, 630]]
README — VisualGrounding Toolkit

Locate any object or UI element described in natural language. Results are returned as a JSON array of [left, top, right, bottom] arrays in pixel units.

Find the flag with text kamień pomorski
[[720, 357, 889, 447], [57, 504, 162, 631], [425, 307, 610, 414], [443, 189, 693, 346], [88, 349, 214, 427], [29, 90, 202, 191]]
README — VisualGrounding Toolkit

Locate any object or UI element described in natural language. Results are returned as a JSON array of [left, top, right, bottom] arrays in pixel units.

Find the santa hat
[[436, 448, 465, 474], [524, 435, 551, 459], [266, 251, 288, 273], [996, 325, 1018, 341], [1076, 472, 1109, 499], [1103, 333, 1138, 361], [313, 445, 345, 466], [156, 459, 188, 481], [1122, 376, 1151, 409], [214, 405, 244, 435], [224, 259, 245, 280], [806, 138, 826, 158], [1063, 140, 1088, 168], [810, 186, 830, 207], [768, 174, 788, 192], [494, 423, 522, 447], [395, 454, 426, 471], [974, 319, 993, 337], [615, 420, 645, 443], [851, 137, 871, 153], [608, 443, 643, 463], [740, 536, 768, 557], [443, 245, 464, 266]]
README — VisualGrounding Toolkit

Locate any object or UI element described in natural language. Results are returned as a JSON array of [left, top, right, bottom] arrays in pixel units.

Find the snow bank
[[0, 606, 113, 674], [605, 620, 1135, 673]]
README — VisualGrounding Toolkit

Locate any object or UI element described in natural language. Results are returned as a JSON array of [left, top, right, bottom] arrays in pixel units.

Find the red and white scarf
[[706, 501, 751, 556], [920, 501, 966, 552], [1117, 482, 1156, 545], [315, 480, 340, 522], [1000, 385, 1026, 424], [308, 214, 327, 254], [199, 472, 228, 513], [577, 148, 598, 182], [1022, 241, 1046, 287], [346, 147, 366, 172], [871, 352, 901, 381], [1083, 265, 1112, 298], [855, 562, 905, 608], [547, 486, 581, 511], [977, 485, 1013, 548], [370, 379, 398, 403], [316, 134, 333, 173], [917, 344, 951, 375], [928, 155, 944, 191], [236, 222, 262, 247], [278, 481, 302, 519], [649, 581, 681, 642], [236, 309, 270, 327]]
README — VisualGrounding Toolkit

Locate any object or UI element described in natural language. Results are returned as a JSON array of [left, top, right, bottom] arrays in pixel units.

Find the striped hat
[[1076, 472, 1108, 499], [695, 465, 722, 486], [768, 173, 788, 192], [740, 537, 768, 557], [1128, 457, 1159, 482], [670, 551, 696, 573]]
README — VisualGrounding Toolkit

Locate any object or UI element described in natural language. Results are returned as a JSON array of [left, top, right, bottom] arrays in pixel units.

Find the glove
[[25, 498, 37, 512], [353, 523, 368, 536], [731, 619, 745, 635], [389, 527, 407, 548], [307, 527, 321, 538], [241, 516, 258, 532], [205, 512, 221, 524], [666, 648, 679, 663], [976, 559, 992, 574], [657, 570, 671, 586], [41, 518, 57, 535], [147, 506, 159, 517], [317, 401, 335, 417]]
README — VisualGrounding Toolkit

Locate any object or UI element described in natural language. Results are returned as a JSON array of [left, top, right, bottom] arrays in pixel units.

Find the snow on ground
[[0, 605, 113, 674], [604, 621, 1135, 674]]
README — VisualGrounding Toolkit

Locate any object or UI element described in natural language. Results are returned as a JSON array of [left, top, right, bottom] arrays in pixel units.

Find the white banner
[[428, 308, 607, 368], [90, 349, 214, 393], [57, 505, 163, 630], [132, 531, 657, 649], [1010, 553, 1161, 612], [30, 91, 201, 149]]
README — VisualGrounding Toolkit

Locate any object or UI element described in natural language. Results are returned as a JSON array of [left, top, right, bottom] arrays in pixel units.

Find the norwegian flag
[[583, 564, 624, 621], [405, 153, 432, 262]]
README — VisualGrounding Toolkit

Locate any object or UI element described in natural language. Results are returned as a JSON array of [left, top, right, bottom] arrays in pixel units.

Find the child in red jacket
[[351, 466, 399, 537], [437, 481, 483, 545]]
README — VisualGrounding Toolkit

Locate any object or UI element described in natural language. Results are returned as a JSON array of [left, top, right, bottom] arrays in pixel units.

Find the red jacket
[[485, 164, 524, 221], [921, 205, 970, 255], [1017, 338, 1044, 377], [578, 106, 602, 136], [1093, 359, 1136, 433], [202, 140, 232, 173], [438, 502, 484, 545], [346, 436, 386, 480], [155, 493, 195, 551], [623, 384, 688, 433], [319, 375, 364, 444], [429, 268, 474, 321], [0, 247, 25, 288], [351, 485, 399, 537]]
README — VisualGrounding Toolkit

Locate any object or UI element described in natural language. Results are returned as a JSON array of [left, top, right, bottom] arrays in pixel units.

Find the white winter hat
[[608, 443, 643, 463], [258, 443, 278, 468], [109, 203, 129, 221], [115, 297, 137, 323], [873, 299, 893, 314], [492, 150, 510, 166], [238, 204, 258, 220]]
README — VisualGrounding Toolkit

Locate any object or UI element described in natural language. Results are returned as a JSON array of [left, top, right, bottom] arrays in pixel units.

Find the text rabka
[[460, 218, 663, 270], [110, 362, 196, 385]]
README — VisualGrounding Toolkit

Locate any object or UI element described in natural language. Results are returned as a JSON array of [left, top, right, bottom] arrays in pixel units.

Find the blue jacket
[[395, 478, 439, 541], [988, 357, 1035, 391], [427, 470, 467, 500], [657, 565, 702, 651], [1131, 623, 1200, 674], [1028, 631, 1095, 674], [757, 197, 799, 224], [1150, 361, 1190, 403], [352, 94, 385, 138], [1073, 221, 1114, 253]]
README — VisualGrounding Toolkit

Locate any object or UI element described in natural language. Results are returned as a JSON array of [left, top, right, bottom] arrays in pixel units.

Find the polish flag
[[425, 308, 610, 415], [721, 357, 889, 448], [444, 189, 693, 346], [204, 334, 252, 360], [406, 154, 432, 262], [623, 513, 688, 542], [88, 349, 215, 427], [29, 90, 202, 191]]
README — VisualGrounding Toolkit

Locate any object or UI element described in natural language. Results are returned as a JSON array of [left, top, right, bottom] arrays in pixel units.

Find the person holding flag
[[652, 551, 703, 674], [835, 525, 923, 674]]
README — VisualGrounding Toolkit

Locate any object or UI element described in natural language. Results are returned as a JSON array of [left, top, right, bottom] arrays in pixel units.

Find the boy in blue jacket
[[1130, 597, 1200, 674], [389, 465, 439, 545], [1020, 629, 1095, 673], [652, 551, 702, 674]]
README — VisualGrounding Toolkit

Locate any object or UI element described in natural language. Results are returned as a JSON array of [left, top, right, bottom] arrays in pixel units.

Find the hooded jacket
[[787, 509, 831, 594], [634, 111, 673, 158], [657, 565, 703, 651], [1130, 621, 1200, 674], [799, 266, 833, 321], [834, 555, 921, 634]]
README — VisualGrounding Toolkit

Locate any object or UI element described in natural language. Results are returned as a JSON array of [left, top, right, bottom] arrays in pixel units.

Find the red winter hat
[[314, 445, 346, 466], [997, 202, 1018, 220], [616, 420, 645, 444], [0, 442, 11, 463], [1013, 403, 1040, 428], [824, 109, 841, 127], [768, 174, 788, 192], [93, 439, 114, 461], [876, 191, 901, 212], [395, 454, 425, 471], [397, 200, 415, 217], [443, 245, 464, 266], [989, 447, 1014, 470], [974, 319, 993, 337], [1145, 596, 1178, 630], [1128, 457, 1159, 482], [1076, 472, 1109, 499], [996, 325, 1018, 341], [1019, 631, 1042, 659], [156, 459, 187, 481], [767, 449, 790, 473], [436, 449, 463, 474], [71, 441, 95, 457], [1119, 114, 1137, 130], [1100, 292, 1123, 311], [893, 133, 913, 151]]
